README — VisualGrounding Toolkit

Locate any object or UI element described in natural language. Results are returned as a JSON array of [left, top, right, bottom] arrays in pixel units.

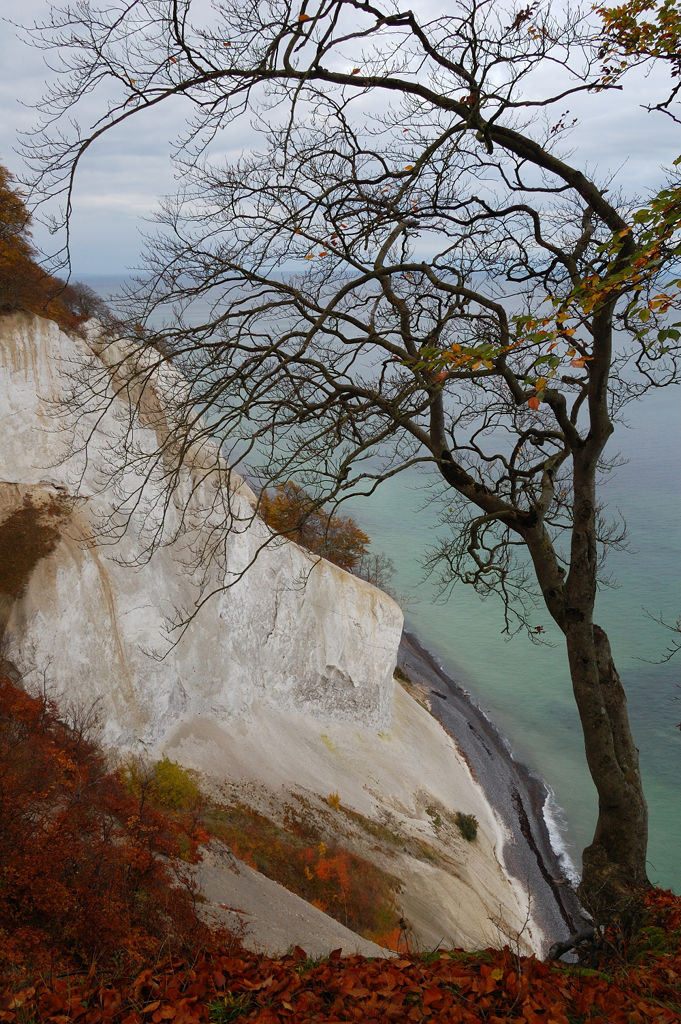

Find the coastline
[[397, 628, 588, 951]]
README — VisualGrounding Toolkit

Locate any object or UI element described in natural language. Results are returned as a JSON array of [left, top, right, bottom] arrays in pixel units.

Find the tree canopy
[[19, 0, 681, 916]]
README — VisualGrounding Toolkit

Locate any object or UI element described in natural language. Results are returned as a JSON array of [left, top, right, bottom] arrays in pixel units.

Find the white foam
[[543, 788, 581, 887]]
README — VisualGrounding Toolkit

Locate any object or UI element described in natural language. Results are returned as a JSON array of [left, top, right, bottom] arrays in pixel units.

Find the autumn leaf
[[298, 13, 311, 21], [405, 164, 414, 170], [528, 395, 540, 410], [352, 68, 361, 74]]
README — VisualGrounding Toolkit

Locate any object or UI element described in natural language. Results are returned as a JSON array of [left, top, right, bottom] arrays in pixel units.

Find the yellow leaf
[[536, 376, 547, 390], [304, 254, 315, 259]]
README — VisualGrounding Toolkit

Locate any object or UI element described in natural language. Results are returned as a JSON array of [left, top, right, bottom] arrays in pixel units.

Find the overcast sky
[[1, 0, 679, 277]]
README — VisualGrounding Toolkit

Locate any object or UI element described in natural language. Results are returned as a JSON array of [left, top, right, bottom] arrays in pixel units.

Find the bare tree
[[19, 0, 681, 916]]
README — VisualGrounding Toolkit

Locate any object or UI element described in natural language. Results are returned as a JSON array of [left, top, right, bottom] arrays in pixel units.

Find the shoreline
[[397, 628, 588, 951]]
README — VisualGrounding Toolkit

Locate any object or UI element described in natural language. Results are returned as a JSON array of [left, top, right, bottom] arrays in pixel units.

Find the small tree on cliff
[[22, 0, 681, 915], [260, 481, 371, 571]]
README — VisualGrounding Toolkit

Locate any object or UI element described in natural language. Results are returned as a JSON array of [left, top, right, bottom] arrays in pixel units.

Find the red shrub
[[0, 677, 210, 981]]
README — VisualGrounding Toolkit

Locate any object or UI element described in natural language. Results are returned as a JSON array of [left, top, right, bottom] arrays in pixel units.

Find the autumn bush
[[259, 481, 370, 572], [0, 676, 213, 982], [0, 164, 105, 335], [122, 755, 203, 816]]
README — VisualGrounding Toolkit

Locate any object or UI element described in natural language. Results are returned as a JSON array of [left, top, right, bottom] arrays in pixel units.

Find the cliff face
[[0, 312, 402, 748], [0, 311, 545, 956]]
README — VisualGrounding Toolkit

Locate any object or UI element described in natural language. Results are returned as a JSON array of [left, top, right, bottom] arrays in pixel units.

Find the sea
[[80, 274, 681, 893]]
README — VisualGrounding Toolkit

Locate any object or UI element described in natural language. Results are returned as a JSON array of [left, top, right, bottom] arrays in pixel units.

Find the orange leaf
[[352, 68, 361, 74], [528, 396, 540, 410], [405, 164, 414, 170], [570, 358, 585, 367], [298, 13, 311, 21]]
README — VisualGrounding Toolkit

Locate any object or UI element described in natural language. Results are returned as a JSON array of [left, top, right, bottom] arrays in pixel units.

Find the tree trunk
[[565, 621, 649, 917]]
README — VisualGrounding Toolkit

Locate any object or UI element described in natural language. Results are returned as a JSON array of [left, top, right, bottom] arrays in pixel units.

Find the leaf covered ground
[[3, 891, 681, 1024]]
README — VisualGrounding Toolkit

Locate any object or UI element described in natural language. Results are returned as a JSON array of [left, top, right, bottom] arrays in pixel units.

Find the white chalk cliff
[[0, 311, 545, 955]]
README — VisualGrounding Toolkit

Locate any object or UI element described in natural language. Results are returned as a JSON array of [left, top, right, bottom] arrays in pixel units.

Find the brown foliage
[[259, 482, 370, 572], [0, 677, 213, 981], [0, 164, 103, 335], [2, 888, 681, 1023]]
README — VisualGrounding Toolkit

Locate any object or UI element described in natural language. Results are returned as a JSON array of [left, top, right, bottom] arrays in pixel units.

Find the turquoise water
[[81, 274, 681, 892], [342, 409, 681, 890]]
